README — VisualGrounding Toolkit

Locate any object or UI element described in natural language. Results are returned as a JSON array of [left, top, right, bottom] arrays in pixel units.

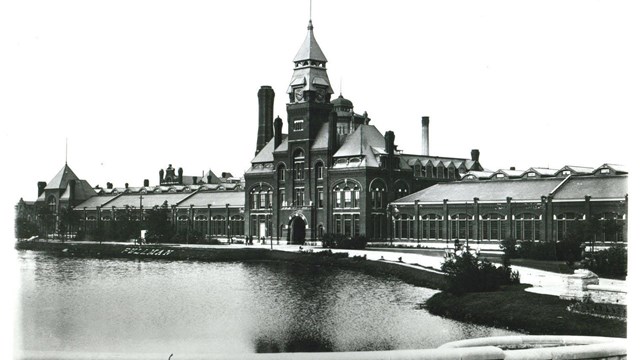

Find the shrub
[[582, 245, 627, 278], [441, 250, 519, 295], [321, 233, 367, 249]]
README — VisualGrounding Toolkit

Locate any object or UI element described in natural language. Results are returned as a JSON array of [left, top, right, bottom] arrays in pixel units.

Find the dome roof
[[331, 94, 353, 109]]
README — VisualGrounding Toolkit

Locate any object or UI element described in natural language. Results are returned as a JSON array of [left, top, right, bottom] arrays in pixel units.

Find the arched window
[[421, 214, 444, 240], [596, 212, 624, 243], [394, 214, 414, 239], [450, 213, 473, 240], [277, 164, 286, 184], [250, 185, 273, 209], [195, 214, 208, 235], [231, 215, 244, 236], [315, 161, 323, 180], [393, 181, 409, 200], [212, 215, 226, 236], [555, 213, 581, 241], [369, 179, 387, 210], [481, 213, 507, 240], [333, 180, 361, 209], [293, 149, 305, 180], [47, 196, 56, 214], [515, 213, 542, 241]]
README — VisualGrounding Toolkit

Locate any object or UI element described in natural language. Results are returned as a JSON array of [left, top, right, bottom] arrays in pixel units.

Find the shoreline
[[15, 240, 448, 291]]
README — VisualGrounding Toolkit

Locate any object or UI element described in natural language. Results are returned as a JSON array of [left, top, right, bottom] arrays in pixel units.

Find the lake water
[[16, 250, 517, 355]]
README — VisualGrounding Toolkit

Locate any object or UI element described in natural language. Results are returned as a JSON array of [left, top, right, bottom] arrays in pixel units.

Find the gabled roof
[[555, 165, 595, 176], [332, 124, 386, 168], [595, 163, 628, 174], [293, 20, 328, 63], [251, 135, 289, 164], [44, 164, 80, 190], [60, 180, 97, 202], [524, 167, 559, 177], [462, 170, 494, 180]]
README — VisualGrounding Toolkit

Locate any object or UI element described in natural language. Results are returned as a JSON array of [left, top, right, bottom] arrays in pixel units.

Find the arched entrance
[[289, 216, 306, 245]]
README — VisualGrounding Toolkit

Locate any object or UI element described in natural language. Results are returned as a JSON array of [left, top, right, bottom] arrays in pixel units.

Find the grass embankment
[[424, 284, 626, 338]]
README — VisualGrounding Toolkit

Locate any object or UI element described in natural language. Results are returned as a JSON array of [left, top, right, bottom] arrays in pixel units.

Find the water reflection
[[17, 250, 518, 354]]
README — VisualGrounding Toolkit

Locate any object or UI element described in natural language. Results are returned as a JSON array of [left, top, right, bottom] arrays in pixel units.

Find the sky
[[1, 0, 638, 353]]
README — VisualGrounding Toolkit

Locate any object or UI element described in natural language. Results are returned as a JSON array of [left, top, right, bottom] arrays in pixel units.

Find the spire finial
[[65, 138, 68, 164], [340, 77, 343, 96], [308, 0, 313, 30]]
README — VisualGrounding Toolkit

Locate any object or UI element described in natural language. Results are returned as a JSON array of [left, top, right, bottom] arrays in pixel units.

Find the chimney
[[159, 169, 164, 184], [328, 111, 338, 156], [421, 116, 430, 156], [107, 182, 113, 189], [192, 176, 197, 184], [256, 85, 275, 155], [143, 179, 149, 187], [68, 180, 76, 204], [178, 167, 183, 184], [125, 183, 129, 189], [37, 181, 46, 197], [385, 131, 395, 156], [510, 166, 516, 171], [471, 149, 480, 162], [273, 116, 283, 149]]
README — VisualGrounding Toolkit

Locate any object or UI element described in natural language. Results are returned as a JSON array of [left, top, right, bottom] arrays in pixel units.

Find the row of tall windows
[[333, 214, 360, 237], [251, 190, 272, 209], [333, 183, 360, 209]]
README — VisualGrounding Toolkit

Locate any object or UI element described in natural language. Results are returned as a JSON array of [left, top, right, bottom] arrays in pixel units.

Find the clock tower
[[286, 19, 334, 143]]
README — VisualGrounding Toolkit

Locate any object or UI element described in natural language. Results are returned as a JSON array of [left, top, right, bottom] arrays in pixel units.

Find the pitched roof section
[[553, 175, 627, 200], [251, 135, 289, 163], [106, 193, 192, 209], [60, 180, 98, 202], [75, 195, 118, 209], [393, 178, 564, 204], [176, 191, 245, 208], [44, 164, 80, 190], [293, 20, 328, 63], [332, 125, 386, 168]]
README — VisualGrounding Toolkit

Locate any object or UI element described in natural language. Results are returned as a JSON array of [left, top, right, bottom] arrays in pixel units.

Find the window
[[393, 181, 409, 200], [562, 170, 571, 176], [315, 162, 323, 180], [515, 213, 542, 241], [601, 168, 610, 174], [421, 214, 444, 240], [527, 172, 536, 177], [316, 188, 324, 208], [47, 196, 56, 213], [369, 180, 387, 210], [496, 173, 505, 178], [481, 213, 507, 240], [333, 180, 361, 209], [294, 188, 304, 207], [334, 191, 342, 208], [277, 165, 286, 183], [293, 149, 305, 180], [293, 119, 304, 132]]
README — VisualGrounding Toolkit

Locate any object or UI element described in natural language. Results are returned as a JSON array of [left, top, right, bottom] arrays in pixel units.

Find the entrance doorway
[[290, 217, 306, 245]]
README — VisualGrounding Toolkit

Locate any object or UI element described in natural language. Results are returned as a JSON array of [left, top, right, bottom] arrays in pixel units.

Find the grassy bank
[[424, 285, 626, 338]]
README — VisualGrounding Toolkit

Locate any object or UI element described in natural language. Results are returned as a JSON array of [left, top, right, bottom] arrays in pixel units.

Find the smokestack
[[274, 116, 283, 149], [421, 116, 430, 155], [143, 179, 149, 187], [159, 169, 164, 184], [37, 181, 46, 197], [385, 131, 395, 156], [256, 85, 275, 155], [178, 167, 183, 184], [471, 149, 480, 162]]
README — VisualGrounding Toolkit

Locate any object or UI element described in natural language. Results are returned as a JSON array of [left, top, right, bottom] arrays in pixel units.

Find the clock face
[[294, 88, 304, 102], [315, 88, 326, 103]]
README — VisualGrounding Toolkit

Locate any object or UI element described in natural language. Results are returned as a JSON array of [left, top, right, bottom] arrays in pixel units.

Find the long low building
[[389, 164, 627, 245]]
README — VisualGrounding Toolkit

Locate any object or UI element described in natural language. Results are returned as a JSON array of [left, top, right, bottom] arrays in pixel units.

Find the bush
[[321, 233, 367, 249], [582, 245, 627, 278], [516, 240, 583, 264], [441, 250, 519, 295]]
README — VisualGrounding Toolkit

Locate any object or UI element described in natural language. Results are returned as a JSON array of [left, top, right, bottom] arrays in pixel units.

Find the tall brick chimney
[[37, 181, 46, 197], [143, 179, 149, 187], [471, 149, 480, 162], [274, 116, 283, 149], [421, 116, 430, 156], [256, 85, 275, 155]]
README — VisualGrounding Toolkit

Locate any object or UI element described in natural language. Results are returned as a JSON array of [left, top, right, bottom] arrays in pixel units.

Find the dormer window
[[562, 170, 571, 176], [601, 168, 610, 174], [496, 173, 505, 178], [527, 172, 536, 177]]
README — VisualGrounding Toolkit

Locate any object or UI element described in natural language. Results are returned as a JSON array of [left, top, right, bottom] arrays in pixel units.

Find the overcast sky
[[1, 0, 638, 351], [2, 0, 637, 207]]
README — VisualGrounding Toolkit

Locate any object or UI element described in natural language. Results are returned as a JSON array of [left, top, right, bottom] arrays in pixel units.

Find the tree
[[58, 207, 80, 242], [145, 201, 174, 243]]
